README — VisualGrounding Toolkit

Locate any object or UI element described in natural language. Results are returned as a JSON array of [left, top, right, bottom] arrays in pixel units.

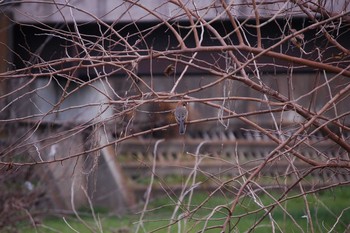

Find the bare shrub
[[1, 0, 350, 232]]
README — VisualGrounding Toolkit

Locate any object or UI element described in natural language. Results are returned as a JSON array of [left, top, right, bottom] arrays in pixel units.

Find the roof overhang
[[7, 0, 350, 23]]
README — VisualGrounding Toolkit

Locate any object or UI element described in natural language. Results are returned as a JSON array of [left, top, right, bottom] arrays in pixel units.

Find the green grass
[[20, 186, 350, 233]]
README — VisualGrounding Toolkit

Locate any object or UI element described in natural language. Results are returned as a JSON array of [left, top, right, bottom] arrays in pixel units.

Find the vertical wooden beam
[[99, 130, 136, 209], [0, 13, 10, 114], [0, 13, 9, 73]]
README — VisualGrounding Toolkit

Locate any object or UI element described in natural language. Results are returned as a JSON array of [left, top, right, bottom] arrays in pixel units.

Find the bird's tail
[[179, 121, 186, 135]]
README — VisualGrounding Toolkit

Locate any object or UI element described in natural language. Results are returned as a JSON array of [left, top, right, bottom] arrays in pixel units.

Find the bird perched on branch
[[174, 102, 188, 135]]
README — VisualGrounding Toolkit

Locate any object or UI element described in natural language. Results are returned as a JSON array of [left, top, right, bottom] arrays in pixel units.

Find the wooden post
[[99, 130, 136, 209]]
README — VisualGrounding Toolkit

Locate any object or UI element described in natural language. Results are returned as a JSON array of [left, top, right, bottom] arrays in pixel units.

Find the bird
[[164, 64, 175, 77], [174, 102, 188, 135]]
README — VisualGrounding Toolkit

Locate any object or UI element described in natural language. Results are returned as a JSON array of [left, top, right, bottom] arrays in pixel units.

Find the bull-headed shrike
[[174, 101, 188, 135]]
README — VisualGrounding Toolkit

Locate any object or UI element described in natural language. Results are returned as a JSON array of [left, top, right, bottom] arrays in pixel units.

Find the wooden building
[[1, 1, 350, 212]]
